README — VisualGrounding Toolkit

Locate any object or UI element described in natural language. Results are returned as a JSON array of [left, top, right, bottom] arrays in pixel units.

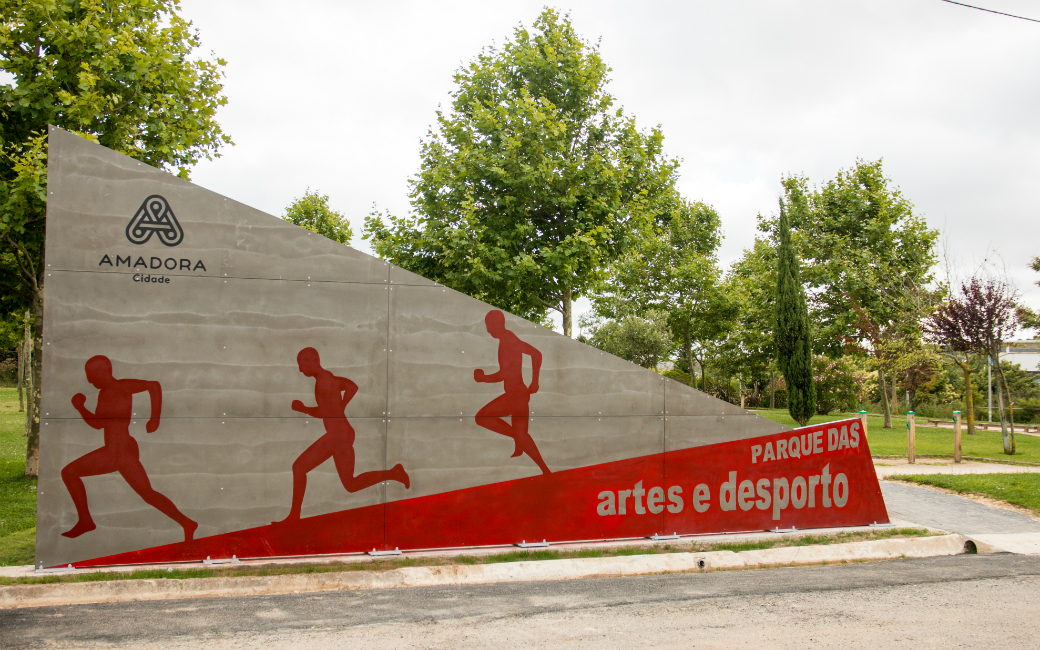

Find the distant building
[[1002, 340, 1040, 374]]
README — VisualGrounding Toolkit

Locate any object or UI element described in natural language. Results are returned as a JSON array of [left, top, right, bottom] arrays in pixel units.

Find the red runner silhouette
[[62, 356, 197, 541], [276, 347, 409, 523], [474, 310, 551, 475]]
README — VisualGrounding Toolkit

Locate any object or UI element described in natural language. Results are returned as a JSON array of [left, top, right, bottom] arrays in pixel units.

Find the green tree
[[0, 0, 231, 475], [771, 160, 938, 357], [283, 189, 352, 245], [926, 291, 984, 435], [928, 277, 1020, 452], [0, 311, 24, 350], [581, 311, 672, 369], [775, 199, 816, 427], [1020, 257, 1040, 332], [724, 238, 779, 405], [812, 355, 867, 415], [593, 196, 736, 389], [364, 8, 676, 336], [758, 159, 938, 428]]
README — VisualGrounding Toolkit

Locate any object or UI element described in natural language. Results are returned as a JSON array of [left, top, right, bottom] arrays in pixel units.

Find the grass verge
[[0, 387, 35, 567], [0, 528, 932, 586], [889, 473, 1040, 517], [754, 409, 1040, 463]]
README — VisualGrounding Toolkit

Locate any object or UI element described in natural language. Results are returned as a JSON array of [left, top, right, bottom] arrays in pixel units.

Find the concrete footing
[[0, 534, 976, 610]]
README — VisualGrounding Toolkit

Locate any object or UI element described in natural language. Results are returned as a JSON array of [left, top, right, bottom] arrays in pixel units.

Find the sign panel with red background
[[74, 418, 884, 567]]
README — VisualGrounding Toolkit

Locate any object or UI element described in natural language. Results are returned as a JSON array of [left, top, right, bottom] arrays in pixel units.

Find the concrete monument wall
[[36, 128, 887, 568]]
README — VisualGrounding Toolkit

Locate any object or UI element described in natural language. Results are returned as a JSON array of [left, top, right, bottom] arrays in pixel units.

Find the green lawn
[[889, 473, 1040, 517], [755, 409, 1040, 464], [0, 387, 36, 566], [751, 409, 855, 429]]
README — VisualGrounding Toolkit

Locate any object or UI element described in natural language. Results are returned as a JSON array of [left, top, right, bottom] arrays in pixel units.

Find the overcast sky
[[179, 0, 1040, 336]]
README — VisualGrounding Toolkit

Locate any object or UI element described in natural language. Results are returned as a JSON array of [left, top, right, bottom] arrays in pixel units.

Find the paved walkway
[[880, 480, 1040, 553], [875, 458, 1040, 478], [881, 481, 1040, 534]]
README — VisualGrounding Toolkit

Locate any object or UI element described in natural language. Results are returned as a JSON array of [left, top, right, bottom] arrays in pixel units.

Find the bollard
[[907, 411, 916, 464], [953, 410, 962, 463], [859, 410, 869, 441]]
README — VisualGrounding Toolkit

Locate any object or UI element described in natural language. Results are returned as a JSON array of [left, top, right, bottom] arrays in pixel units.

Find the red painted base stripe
[[70, 418, 887, 568]]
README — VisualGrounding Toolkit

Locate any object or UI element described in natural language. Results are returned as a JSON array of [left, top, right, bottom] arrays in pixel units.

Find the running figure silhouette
[[62, 356, 197, 541], [474, 310, 551, 475], [276, 348, 409, 523]]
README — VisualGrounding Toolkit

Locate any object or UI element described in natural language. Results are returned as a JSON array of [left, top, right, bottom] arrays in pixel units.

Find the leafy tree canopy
[[0, 311, 27, 350], [581, 311, 672, 370], [593, 194, 735, 387], [1021, 257, 1040, 332], [760, 159, 939, 356], [1, 0, 231, 174], [0, 0, 231, 474], [283, 189, 352, 245], [722, 237, 778, 380], [1, 0, 232, 310], [364, 8, 677, 335]]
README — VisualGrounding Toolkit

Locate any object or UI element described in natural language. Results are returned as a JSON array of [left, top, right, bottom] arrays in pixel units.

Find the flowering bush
[[813, 356, 867, 415]]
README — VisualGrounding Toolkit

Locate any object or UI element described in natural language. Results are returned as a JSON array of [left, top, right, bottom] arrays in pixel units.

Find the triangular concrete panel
[[37, 128, 791, 567]]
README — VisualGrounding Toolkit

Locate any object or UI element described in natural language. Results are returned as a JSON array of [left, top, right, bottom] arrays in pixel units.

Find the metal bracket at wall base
[[771, 526, 797, 534], [517, 540, 550, 548], [869, 522, 895, 528], [35, 564, 76, 574], [368, 548, 402, 556], [203, 555, 240, 565], [648, 533, 680, 541]]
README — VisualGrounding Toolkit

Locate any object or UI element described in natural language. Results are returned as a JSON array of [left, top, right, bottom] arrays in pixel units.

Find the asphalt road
[[4, 554, 1040, 649]]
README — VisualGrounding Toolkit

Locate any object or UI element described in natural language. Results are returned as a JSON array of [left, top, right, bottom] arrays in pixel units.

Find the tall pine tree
[[775, 199, 816, 426]]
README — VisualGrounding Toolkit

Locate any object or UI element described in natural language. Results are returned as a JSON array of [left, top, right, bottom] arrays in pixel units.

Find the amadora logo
[[126, 195, 184, 246], [99, 255, 206, 272]]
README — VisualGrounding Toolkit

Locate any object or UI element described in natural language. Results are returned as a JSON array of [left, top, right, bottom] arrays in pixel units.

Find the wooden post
[[953, 410, 962, 463], [907, 411, 916, 464], [23, 316, 33, 441], [17, 339, 24, 413], [859, 410, 868, 441], [18, 310, 29, 413]]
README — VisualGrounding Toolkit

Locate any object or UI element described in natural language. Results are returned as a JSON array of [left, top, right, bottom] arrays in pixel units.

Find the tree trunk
[[684, 332, 695, 389], [878, 367, 892, 429], [769, 368, 775, 409], [17, 337, 25, 413], [996, 359, 1016, 455], [562, 286, 572, 338], [890, 375, 898, 417], [25, 286, 43, 477], [960, 362, 975, 435], [993, 353, 1010, 454]]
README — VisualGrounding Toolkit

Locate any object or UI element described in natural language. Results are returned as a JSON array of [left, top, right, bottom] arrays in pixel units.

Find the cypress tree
[[774, 199, 816, 426]]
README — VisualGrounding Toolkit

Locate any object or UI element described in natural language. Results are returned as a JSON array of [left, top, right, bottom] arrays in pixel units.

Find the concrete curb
[[0, 534, 974, 610]]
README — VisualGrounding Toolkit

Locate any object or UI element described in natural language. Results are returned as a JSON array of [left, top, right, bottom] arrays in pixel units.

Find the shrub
[[0, 358, 17, 386], [813, 356, 867, 415], [663, 369, 692, 386]]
